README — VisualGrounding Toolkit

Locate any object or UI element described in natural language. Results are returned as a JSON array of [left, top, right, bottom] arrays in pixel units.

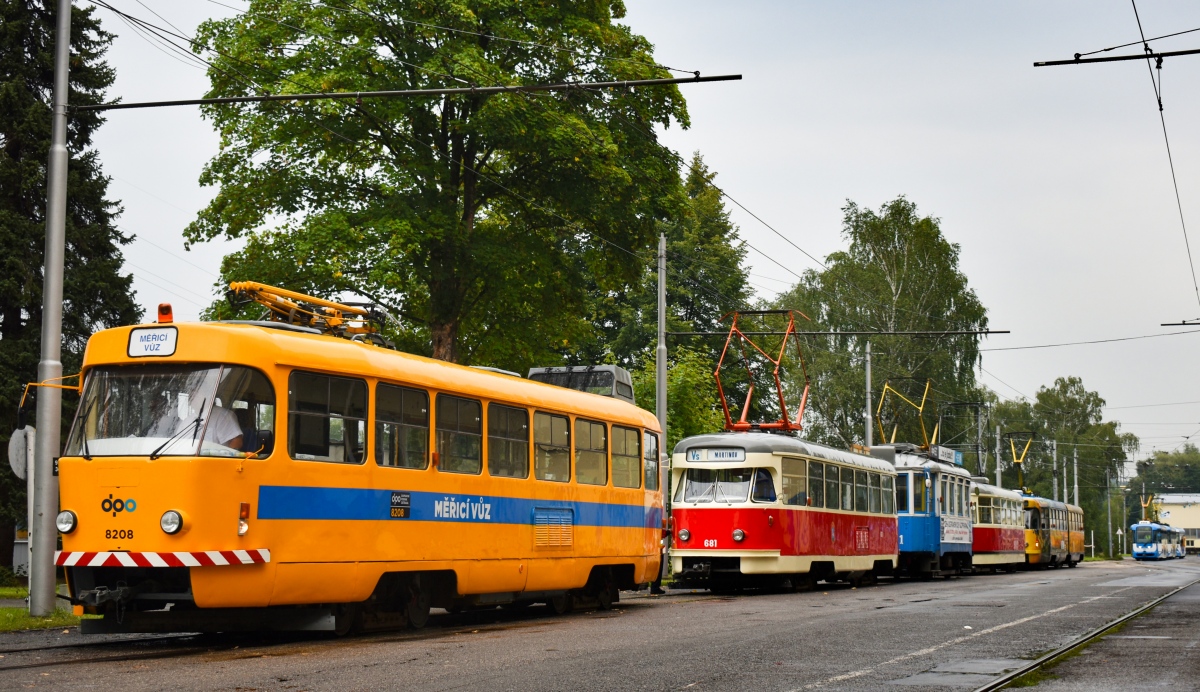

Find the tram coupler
[[78, 585, 136, 607]]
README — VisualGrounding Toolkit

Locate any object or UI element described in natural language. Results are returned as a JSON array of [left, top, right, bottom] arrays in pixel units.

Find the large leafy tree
[[993, 376, 1136, 556], [0, 1, 141, 568], [775, 197, 987, 448], [190, 0, 690, 368]]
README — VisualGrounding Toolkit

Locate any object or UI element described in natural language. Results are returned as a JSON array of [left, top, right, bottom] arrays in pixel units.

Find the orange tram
[[50, 285, 665, 633]]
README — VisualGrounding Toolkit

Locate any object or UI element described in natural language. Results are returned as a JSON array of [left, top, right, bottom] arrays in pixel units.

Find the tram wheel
[[789, 573, 816, 592], [334, 603, 360, 636], [406, 579, 431, 629], [549, 593, 573, 615]]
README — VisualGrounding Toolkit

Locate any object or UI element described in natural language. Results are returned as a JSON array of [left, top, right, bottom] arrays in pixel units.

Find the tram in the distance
[[670, 433, 898, 590], [969, 481, 1025, 571], [1131, 520, 1185, 560], [1023, 496, 1084, 567], [51, 284, 666, 633]]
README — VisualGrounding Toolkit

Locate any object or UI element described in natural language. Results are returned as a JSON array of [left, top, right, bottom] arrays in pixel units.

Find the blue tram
[[1131, 521, 1185, 560], [871, 444, 973, 576]]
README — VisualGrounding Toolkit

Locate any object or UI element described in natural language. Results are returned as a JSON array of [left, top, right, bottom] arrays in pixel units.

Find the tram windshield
[[675, 468, 754, 503], [65, 364, 276, 458], [1135, 526, 1154, 543]]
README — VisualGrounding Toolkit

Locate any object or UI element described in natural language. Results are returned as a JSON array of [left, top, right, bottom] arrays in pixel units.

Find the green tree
[[189, 0, 689, 369], [993, 376, 1136, 557], [576, 153, 749, 366], [0, 1, 141, 567], [774, 197, 987, 449], [631, 346, 723, 451], [1129, 445, 1200, 526]]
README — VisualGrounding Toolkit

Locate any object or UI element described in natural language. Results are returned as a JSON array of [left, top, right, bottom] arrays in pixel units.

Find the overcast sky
[[87, 1, 1200, 462]]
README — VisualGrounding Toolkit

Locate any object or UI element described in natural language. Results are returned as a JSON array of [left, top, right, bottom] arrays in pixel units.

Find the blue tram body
[[872, 445, 974, 576], [1132, 521, 1184, 560]]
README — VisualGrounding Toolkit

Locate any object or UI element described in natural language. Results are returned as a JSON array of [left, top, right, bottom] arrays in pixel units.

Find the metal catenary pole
[[30, 0, 72, 617], [976, 406, 984, 476], [995, 425, 1002, 488], [864, 341, 872, 447], [1052, 440, 1058, 502]]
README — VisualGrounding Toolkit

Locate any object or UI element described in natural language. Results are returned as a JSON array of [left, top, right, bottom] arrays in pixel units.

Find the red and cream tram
[[670, 432, 898, 590], [969, 481, 1025, 571]]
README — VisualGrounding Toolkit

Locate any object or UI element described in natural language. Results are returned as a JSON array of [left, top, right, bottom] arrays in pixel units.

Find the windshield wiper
[[78, 395, 98, 461], [149, 398, 206, 460]]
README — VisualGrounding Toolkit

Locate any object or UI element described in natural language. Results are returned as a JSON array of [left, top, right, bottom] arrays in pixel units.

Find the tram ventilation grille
[[534, 508, 574, 547]]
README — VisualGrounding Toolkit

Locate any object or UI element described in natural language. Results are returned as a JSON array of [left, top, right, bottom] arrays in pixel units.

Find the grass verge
[[0, 606, 81, 632], [0, 586, 29, 600]]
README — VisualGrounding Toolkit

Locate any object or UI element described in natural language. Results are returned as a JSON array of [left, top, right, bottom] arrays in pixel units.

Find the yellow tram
[[54, 284, 665, 633], [1022, 496, 1084, 568]]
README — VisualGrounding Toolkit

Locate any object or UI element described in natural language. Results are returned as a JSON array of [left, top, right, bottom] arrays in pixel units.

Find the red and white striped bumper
[[55, 549, 270, 568]]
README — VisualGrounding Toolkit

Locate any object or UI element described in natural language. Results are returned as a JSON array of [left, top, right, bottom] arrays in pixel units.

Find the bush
[[0, 567, 21, 588]]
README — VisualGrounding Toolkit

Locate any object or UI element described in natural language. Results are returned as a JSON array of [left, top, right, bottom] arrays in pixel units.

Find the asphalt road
[[1023, 571, 1200, 691], [2, 558, 1197, 691]]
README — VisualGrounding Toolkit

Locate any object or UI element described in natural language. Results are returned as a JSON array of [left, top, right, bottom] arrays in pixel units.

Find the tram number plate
[[390, 491, 411, 519], [703, 539, 718, 548]]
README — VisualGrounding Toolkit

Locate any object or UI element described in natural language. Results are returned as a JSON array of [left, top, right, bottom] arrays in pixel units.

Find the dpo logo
[[101, 493, 137, 517]]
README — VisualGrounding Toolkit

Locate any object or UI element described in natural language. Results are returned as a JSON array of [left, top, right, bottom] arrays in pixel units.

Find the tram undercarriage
[[68, 564, 633, 634], [674, 556, 895, 591]]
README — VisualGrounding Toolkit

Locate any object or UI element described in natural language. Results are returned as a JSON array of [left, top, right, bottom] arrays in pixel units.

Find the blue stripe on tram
[[257, 485, 662, 529]]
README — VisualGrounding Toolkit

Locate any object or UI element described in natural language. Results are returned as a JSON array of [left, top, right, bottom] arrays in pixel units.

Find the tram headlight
[[733, 529, 746, 542], [160, 510, 183, 535], [678, 529, 691, 542], [55, 510, 77, 534]]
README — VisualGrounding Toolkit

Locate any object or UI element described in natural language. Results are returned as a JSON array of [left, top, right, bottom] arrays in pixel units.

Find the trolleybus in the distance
[[670, 433, 898, 591], [969, 480, 1026, 572], [1131, 521, 1185, 560], [50, 284, 666, 634], [874, 444, 974, 577], [1023, 496, 1084, 567]]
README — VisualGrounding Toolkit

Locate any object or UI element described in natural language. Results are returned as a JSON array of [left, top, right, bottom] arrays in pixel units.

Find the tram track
[[971, 575, 1200, 691]]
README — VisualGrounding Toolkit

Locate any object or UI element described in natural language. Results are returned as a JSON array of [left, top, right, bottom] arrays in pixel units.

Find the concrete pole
[[1073, 447, 1079, 507], [976, 406, 984, 476], [995, 425, 1002, 488], [1107, 472, 1114, 558], [1052, 440, 1058, 502], [30, 0, 72, 617], [864, 341, 872, 447], [655, 233, 667, 468]]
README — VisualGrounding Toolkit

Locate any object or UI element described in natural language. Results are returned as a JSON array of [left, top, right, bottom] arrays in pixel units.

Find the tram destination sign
[[127, 326, 177, 358], [685, 448, 746, 462]]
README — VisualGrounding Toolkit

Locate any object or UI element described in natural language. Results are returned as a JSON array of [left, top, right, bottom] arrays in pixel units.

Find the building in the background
[[1155, 494, 1200, 554]]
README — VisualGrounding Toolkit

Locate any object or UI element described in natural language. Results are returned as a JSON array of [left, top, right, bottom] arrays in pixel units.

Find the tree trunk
[[430, 321, 459, 362]]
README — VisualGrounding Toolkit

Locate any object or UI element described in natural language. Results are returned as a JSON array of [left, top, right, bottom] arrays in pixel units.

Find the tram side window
[[868, 473, 881, 513], [535, 412, 571, 482], [841, 468, 853, 510], [752, 468, 776, 502], [288, 371, 367, 464], [487, 403, 529, 478], [882, 475, 895, 514], [782, 457, 807, 506], [808, 461, 825, 508], [644, 432, 660, 491], [375, 384, 429, 469], [210, 366, 276, 458], [854, 470, 868, 512], [575, 419, 608, 486], [978, 497, 992, 524], [825, 465, 841, 510], [938, 478, 947, 515], [895, 474, 910, 513], [436, 395, 482, 474], [1026, 507, 1040, 530], [611, 426, 640, 489], [913, 475, 927, 513]]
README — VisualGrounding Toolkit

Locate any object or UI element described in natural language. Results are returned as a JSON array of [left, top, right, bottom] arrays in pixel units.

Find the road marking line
[[794, 586, 1136, 690]]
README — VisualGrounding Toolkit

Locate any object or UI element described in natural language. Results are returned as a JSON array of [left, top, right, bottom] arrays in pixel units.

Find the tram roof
[[971, 481, 1023, 501], [893, 452, 974, 478], [82, 321, 660, 430], [1022, 495, 1082, 512], [672, 432, 895, 473]]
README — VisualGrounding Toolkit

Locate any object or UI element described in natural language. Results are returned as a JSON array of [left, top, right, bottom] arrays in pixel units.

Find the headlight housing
[[55, 510, 77, 534], [160, 510, 183, 535], [732, 528, 746, 542], [678, 528, 691, 542]]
